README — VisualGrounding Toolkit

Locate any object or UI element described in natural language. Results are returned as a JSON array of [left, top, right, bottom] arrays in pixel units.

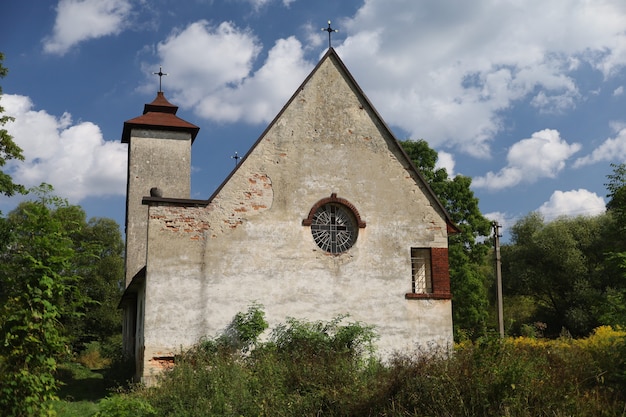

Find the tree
[[69, 217, 124, 349], [0, 186, 87, 416], [0, 52, 26, 197], [600, 163, 626, 326], [400, 140, 492, 339], [0, 185, 124, 416], [501, 213, 612, 336]]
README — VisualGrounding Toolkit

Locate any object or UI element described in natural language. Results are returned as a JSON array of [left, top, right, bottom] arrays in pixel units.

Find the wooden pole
[[493, 221, 504, 337]]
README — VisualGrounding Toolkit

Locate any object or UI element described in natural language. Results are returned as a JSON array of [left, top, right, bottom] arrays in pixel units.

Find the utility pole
[[493, 221, 504, 337]]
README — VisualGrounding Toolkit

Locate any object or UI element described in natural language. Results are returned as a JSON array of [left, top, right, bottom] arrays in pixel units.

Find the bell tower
[[121, 92, 199, 286]]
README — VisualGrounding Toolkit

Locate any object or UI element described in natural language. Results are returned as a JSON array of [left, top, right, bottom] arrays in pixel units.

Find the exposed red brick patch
[[150, 356, 175, 370], [302, 193, 366, 228]]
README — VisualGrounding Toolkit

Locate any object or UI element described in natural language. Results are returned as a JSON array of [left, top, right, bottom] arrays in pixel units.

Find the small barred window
[[411, 248, 433, 293]]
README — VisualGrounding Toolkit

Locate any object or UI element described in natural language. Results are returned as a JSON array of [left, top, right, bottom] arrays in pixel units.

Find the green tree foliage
[[501, 164, 626, 335], [601, 163, 626, 326], [502, 213, 616, 336], [605, 162, 626, 227], [0, 185, 88, 416], [400, 139, 492, 339], [64, 215, 125, 351], [0, 185, 124, 416], [0, 52, 26, 197]]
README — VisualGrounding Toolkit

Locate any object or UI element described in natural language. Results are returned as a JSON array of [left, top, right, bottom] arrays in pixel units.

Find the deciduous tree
[[400, 140, 492, 339], [0, 52, 26, 197], [0, 186, 87, 416], [502, 213, 612, 336], [0, 185, 124, 416]]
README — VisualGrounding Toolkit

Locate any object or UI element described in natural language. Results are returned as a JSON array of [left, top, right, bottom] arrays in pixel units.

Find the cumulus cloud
[[129, 1, 626, 160], [435, 151, 455, 177], [0, 94, 127, 202], [482, 211, 513, 241], [614, 86, 624, 96], [334, 0, 626, 157], [145, 21, 312, 124], [537, 189, 606, 221], [473, 129, 581, 190], [573, 128, 626, 167], [43, 0, 132, 55]]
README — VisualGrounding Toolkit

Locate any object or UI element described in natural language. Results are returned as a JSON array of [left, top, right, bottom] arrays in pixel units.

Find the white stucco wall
[[125, 131, 192, 286], [139, 53, 453, 381]]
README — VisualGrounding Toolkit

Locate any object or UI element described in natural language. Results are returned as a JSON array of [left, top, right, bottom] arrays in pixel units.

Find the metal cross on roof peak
[[153, 66, 168, 92], [231, 151, 240, 166], [322, 20, 338, 49]]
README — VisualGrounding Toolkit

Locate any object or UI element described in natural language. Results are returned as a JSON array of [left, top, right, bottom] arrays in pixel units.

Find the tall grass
[[93, 309, 626, 417]]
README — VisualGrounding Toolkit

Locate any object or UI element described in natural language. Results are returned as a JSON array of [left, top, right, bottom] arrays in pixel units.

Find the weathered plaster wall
[[140, 55, 453, 381], [125, 131, 192, 286]]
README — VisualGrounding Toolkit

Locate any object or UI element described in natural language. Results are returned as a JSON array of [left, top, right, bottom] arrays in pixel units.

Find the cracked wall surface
[[135, 54, 453, 382]]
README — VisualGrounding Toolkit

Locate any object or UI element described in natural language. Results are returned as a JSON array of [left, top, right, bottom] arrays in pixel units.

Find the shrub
[[141, 313, 380, 416], [94, 395, 156, 417], [111, 317, 626, 417], [77, 341, 111, 369]]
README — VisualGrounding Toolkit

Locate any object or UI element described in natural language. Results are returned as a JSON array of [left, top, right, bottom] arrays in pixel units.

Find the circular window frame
[[302, 193, 366, 254]]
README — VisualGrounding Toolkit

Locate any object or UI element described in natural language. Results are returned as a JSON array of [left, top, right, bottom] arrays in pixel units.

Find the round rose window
[[310, 203, 358, 253]]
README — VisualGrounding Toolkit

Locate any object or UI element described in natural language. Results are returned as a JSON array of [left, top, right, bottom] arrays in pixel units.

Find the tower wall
[[124, 129, 192, 286]]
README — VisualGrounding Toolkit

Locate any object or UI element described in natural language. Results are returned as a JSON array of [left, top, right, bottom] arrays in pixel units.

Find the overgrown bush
[[77, 341, 111, 369], [377, 327, 626, 416], [94, 395, 156, 417], [138, 311, 380, 416], [100, 307, 626, 417]]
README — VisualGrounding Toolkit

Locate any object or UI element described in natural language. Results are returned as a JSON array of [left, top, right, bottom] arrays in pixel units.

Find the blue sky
[[2, 0, 626, 241]]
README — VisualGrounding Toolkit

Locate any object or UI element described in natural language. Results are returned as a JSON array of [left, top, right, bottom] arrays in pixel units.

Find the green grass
[[52, 362, 115, 417]]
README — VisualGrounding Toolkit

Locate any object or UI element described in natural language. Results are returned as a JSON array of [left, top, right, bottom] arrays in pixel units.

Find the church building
[[120, 48, 458, 384]]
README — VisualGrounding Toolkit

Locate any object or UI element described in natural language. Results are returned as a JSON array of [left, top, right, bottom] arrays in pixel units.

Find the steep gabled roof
[[195, 48, 459, 233], [121, 92, 200, 143], [144, 48, 460, 233]]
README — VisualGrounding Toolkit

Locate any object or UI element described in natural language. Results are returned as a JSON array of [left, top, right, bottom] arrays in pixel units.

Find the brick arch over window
[[302, 193, 366, 228]]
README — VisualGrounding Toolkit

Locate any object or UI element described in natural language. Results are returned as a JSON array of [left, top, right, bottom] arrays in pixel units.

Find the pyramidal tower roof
[[121, 92, 200, 143]]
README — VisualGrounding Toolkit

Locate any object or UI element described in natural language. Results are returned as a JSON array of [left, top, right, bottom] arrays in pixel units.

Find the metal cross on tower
[[322, 20, 338, 49], [153, 66, 168, 92]]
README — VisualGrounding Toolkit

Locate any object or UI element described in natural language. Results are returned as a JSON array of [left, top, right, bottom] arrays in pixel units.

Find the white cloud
[[333, 0, 626, 157], [530, 89, 579, 114], [614, 86, 624, 96], [473, 129, 581, 190], [242, 0, 295, 11], [146, 21, 312, 124], [435, 151, 455, 177], [247, 0, 271, 11], [43, 0, 132, 55], [573, 128, 626, 167], [131, 1, 626, 161], [0, 94, 127, 202], [537, 189, 606, 221]]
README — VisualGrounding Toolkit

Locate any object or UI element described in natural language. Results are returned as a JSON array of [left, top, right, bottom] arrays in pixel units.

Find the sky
[[1, 0, 626, 241]]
